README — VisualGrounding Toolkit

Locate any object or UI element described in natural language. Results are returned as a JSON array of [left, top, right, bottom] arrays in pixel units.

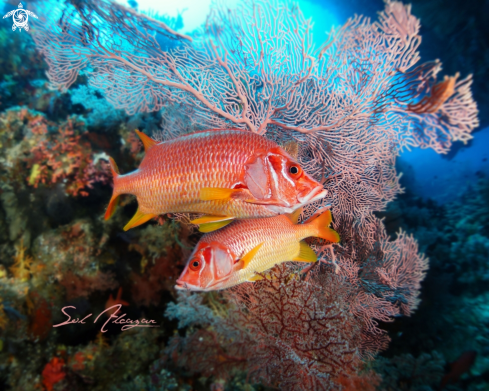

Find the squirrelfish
[[175, 209, 340, 291], [105, 130, 327, 231]]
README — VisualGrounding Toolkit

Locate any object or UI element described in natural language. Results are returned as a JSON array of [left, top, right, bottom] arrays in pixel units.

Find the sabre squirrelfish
[[104, 129, 327, 231], [175, 209, 340, 291]]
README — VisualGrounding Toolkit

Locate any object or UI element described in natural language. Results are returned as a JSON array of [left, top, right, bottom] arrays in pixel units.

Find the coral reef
[[0, 0, 484, 390]]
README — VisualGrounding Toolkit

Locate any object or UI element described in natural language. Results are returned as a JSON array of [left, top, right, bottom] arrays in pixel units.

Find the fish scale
[[114, 130, 278, 218], [203, 214, 314, 288]]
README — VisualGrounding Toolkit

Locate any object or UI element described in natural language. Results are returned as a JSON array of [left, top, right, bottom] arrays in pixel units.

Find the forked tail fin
[[104, 157, 120, 220], [306, 209, 340, 243]]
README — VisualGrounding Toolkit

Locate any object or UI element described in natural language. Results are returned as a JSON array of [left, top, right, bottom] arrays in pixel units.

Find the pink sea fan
[[167, 265, 368, 390]]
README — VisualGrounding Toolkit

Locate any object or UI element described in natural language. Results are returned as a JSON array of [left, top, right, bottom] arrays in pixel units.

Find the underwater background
[[0, 0, 488, 390]]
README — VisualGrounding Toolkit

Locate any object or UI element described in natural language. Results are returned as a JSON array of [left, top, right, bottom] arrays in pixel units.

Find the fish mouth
[[175, 280, 201, 291], [298, 186, 327, 205]]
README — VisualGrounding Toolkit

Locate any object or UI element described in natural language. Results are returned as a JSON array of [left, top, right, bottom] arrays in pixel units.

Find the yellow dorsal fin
[[123, 208, 157, 231], [286, 207, 302, 224], [240, 243, 264, 269], [198, 219, 233, 233], [199, 187, 240, 201], [135, 130, 157, 152], [190, 215, 234, 225], [293, 241, 318, 263]]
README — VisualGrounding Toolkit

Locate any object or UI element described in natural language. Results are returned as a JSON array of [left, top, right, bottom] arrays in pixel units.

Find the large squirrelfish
[[175, 209, 340, 291], [105, 130, 327, 231]]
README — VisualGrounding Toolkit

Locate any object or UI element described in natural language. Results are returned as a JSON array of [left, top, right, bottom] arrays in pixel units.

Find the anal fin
[[293, 241, 318, 263], [123, 208, 157, 231]]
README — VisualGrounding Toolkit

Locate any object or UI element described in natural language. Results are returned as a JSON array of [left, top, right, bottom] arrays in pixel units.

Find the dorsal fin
[[135, 130, 157, 152], [285, 207, 302, 224], [282, 140, 299, 159]]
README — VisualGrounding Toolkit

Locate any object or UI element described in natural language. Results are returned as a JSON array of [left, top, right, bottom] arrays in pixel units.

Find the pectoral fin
[[123, 208, 157, 231], [293, 241, 318, 263], [239, 243, 264, 269], [198, 220, 233, 233], [199, 187, 240, 201]]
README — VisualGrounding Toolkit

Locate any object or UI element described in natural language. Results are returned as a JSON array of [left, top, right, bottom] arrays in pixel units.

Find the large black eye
[[189, 258, 201, 271], [289, 166, 299, 175]]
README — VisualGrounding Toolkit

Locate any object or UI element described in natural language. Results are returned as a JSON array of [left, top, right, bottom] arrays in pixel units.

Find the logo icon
[[3, 3, 38, 32]]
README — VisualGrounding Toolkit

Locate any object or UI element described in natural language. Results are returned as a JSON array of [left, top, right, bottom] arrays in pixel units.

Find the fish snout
[[297, 186, 327, 205], [175, 280, 199, 291]]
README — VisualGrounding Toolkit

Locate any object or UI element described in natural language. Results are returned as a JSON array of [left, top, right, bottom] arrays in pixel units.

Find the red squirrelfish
[[175, 208, 340, 291], [105, 129, 327, 231]]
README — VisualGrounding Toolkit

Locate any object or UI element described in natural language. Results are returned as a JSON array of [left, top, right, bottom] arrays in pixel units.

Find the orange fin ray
[[135, 129, 157, 152], [104, 157, 120, 220], [306, 209, 340, 243], [123, 208, 157, 231]]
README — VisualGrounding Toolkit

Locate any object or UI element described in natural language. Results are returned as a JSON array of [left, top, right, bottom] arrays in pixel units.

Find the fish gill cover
[[0, 0, 481, 390]]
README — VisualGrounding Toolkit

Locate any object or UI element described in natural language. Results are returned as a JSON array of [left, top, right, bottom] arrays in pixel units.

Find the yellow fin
[[248, 274, 264, 282], [199, 187, 241, 201], [190, 215, 234, 225], [198, 219, 233, 233], [286, 207, 303, 224], [135, 129, 157, 153], [293, 241, 318, 263], [123, 208, 157, 231], [240, 243, 264, 269]]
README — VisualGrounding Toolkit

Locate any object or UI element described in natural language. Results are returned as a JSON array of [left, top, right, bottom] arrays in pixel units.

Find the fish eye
[[189, 258, 202, 271], [289, 165, 302, 176]]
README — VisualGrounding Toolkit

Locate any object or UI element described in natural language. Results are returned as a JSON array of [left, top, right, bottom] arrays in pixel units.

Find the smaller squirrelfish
[[176, 209, 340, 291]]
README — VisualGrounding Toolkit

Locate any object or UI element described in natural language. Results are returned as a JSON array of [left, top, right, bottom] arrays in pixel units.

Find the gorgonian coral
[[167, 265, 383, 389]]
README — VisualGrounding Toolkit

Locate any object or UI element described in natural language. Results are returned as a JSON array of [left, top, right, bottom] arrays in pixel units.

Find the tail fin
[[104, 157, 120, 220], [306, 209, 340, 243]]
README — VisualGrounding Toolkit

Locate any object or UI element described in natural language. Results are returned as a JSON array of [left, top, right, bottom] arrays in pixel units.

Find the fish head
[[175, 241, 235, 291], [244, 147, 326, 211]]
